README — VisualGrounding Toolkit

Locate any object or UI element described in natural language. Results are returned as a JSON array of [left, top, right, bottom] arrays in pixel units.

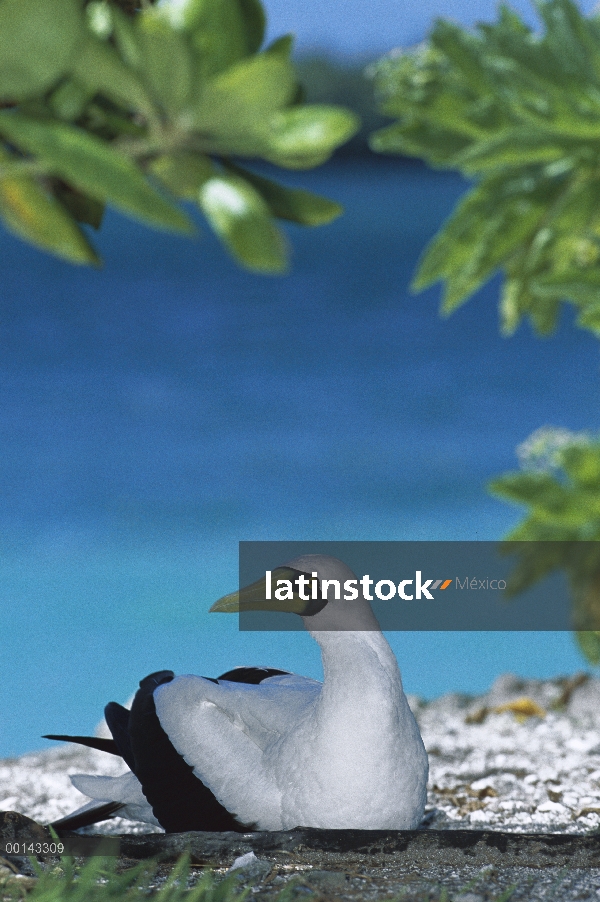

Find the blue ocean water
[[1, 158, 597, 758]]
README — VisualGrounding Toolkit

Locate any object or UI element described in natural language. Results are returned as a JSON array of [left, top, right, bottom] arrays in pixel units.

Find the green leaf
[[575, 630, 600, 665], [264, 34, 294, 57], [526, 291, 561, 335], [414, 175, 549, 312], [198, 174, 287, 272], [135, 13, 194, 113], [49, 79, 95, 122], [51, 181, 105, 229], [0, 150, 98, 264], [265, 105, 361, 169], [191, 52, 296, 141], [453, 128, 571, 174], [562, 446, 600, 487], [0, 0, 83, 101], [577, 305, 600, 334], [159, 0, 266, 79], [369, 120, 472, 167], [430, 18, 494, 94], [109, 6, 143, 69], [224, 162, 343, 225], [536, 0, 597, 81], [534, 268, 600, 305], [70, 33, 153, 114], [237, 0, 267, 53], [0, 113, 194, 234], [149, 152, 214, 200], [489, 471, 563, 505]]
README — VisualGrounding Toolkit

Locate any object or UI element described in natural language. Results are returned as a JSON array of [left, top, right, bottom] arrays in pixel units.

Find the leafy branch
[[369, 0, 600, 336], [490, 428, 600, 662], [368, 2, 600, 663], [0, 0, 359, 271]]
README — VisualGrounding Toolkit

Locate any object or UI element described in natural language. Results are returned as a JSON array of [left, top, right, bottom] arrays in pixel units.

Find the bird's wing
[[153, 674, 319, 829], [215, 673, 322, 744]]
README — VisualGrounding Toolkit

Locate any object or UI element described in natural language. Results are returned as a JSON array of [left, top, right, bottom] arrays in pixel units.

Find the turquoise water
[[1, 158, 597, 757]]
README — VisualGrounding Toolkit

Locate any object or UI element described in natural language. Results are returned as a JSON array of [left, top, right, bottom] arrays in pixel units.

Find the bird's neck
[[315, 629, 404, 702]]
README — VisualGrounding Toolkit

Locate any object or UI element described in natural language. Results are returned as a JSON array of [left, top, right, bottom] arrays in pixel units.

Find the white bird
[[46, 555, 428, 833]]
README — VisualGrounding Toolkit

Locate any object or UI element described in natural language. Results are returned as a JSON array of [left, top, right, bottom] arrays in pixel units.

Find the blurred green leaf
[[160, 0, 266, 79], [191, 52, 296, 144], [453, 129, 573, 173], [264, 34, 294, 58], [576, 630, 600, 665], [414, 173, 551, 315], [0, 148, 98, 264], [149, 151, 214, 199], [265, 105, 360, 169], [198, 173, 287, 272], [136, 13, 194, 113], [370, 120, 472, 164], [489, 470, 563, 506], [51, 181, 105, 229], [71, 33, 153, 113], [562, 445, 600, 488], [225, 161, 343, 225], [370, 0, 600, 337], [0, 112, 193, 234], [49, 79, 95, 122], [430, 18, 496, 94], [0, 0, 83, 102], [110, 5, 144, 69], [237, 0, 267, 54]]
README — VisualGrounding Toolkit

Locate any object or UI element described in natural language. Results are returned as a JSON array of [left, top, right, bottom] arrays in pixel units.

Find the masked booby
[[45, 555, 428, 832]]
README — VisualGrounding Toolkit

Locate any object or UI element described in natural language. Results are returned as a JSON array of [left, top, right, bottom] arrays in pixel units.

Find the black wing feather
[[43, 735, 120, 756], [128, 670, 255, 832], [217, 666, 290, 684], [104, 702, 135, 770], [50, 801, 125, 833]]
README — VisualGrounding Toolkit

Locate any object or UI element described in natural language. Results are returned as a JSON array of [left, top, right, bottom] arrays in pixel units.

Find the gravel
[[2, 671, 600, 835]]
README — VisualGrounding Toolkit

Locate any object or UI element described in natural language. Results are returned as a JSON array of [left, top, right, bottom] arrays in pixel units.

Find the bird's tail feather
[[49, 800, 125, 833], [43, 734, 121, 757]]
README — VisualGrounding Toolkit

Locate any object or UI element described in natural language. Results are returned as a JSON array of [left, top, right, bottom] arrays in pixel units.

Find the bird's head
[[210, 554, 380, 631]]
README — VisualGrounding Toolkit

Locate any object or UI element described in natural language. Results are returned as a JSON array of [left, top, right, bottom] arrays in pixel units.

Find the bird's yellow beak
[[210, 567, 313, 615]]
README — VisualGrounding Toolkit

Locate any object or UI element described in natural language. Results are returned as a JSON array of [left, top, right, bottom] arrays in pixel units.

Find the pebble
[[227, 851, 271, 881], [418, 671, 600, 833]]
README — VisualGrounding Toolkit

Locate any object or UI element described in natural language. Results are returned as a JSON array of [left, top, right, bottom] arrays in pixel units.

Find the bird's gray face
[[211, 554, 381, 631]]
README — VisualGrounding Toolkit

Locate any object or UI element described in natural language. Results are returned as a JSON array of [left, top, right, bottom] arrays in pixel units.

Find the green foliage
[[0, 0, 359, 272], [0, 112, 193, 233], [369, 0, 600, 336], [294, 56, 389, 155], [0, 0, 83, 102], [490, 427, 600, 656], [575, 630, 600, 665], [10, 853, 249, 902]]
